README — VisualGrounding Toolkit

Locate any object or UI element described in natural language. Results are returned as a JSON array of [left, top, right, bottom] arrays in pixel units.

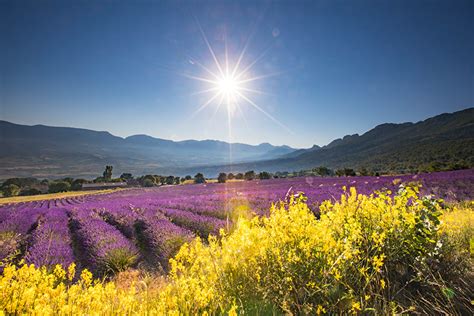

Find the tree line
[[1, 162, 469, 198]]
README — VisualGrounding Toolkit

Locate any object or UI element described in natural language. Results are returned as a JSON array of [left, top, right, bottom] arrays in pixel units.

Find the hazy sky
[[1, 0, 473, 148]]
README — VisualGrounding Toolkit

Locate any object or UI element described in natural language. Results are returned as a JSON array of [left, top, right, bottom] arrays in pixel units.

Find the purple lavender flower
[[0, 208, 45, 263], [135, 215, 194, 271], [24, 208, 75, 268], [160, 207, 227, 237], [68, 209, 138, 275]]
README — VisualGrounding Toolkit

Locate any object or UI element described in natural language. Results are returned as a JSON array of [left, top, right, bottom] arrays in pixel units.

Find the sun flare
[[217, 75, 239, 97], [182, 20, 292, 135]]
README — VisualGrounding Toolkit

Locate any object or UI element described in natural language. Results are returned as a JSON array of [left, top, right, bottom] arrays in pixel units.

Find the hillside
[[1, 108, 472, 178], [0, 121, 296, 179], [190, 108, 474, 175]]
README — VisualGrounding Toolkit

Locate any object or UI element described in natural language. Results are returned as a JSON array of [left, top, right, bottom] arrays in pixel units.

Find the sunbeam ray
[[191, 87, 220, 96], [194, 91, 222, 115], [187, 57, 221, 80], [236, 91, 293, 134], [195, 17, 225, 77]]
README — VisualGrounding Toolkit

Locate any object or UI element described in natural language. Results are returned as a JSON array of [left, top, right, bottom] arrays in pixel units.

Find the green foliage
[[103, 165, 113, 181], [258, 171, 272, 180], [71, 179, 88, 191], [119, 173, 133, 181], [217, 173, 227, 183], [358, 167, 369, 176], [244, 170, 255, 181], [184, 175, 192, 180], [1, 177, 39, 188], [61, 177, 74, 185], [102, 248, 138, 275], [336, 168, 356, 177], [312, 166, 333, 176], [227, 173, 235, 180], [235, 173, 244, 180], [19, 188, 42, 196], [0, 177, 43, 197], [2, 184, 21, 197], [48, 181, 71, 193], [143, 179, 155, 187], [274, 171, 289, 178], [194, 173, 206, 184], [165, 176, 175, 185], [93, 177, 106, 183]]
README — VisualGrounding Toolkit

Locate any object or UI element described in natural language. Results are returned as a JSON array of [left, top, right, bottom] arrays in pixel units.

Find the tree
[[244, 170, 255, 181], [19, 188, 42, 196], [61, 177, 74, 185], [71, 179, 88, 191], [120, 173, 133, 181], [166, 176, 175, 185], [2, 184, 20, 197], [48, 181, 71, 193], [344, 168, 356, 176], [194, 173, 206, 184], [313, 166, 332, 177], [174, 177, 181, 185], [258, 171, 272, 180], [103, 165, 113, 181], [2, 177, 39, 188], [138, 175, 158, 187], [143, 179, 154, 187], [184, 175, 192, 180], [217, 173, 227, 183], [227, 173, 235, 180], [335, 169, 345, 177], [235, 173, 244, 180], [358, 167, 369, 176], [335, 168, 356, 177]]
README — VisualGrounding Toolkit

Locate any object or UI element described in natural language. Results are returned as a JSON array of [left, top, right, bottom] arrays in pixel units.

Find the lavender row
[[0, 208, 45, 263], [160, 207, 227, 237], [24, 209, 75, 268], [68, 209, 138, 275], [134, 210, 194, 271]]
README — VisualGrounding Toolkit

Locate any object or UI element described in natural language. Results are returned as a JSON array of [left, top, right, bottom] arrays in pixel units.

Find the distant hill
[[186, 108, 474, 175], [1, 108, 472, 179], [0, 121, 296, 179]]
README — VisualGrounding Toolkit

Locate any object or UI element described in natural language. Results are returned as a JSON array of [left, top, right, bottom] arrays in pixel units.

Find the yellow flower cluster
[[0, 263, 148, 315], [1, 187, 472, 315]]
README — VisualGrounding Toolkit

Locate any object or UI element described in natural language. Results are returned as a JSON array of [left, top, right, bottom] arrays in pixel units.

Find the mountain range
[[1, 108, 473, 179], [203, 107, 473, 175], [0, 121, 295, 179]]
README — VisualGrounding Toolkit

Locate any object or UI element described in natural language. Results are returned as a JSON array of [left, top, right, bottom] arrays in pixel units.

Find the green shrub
[[2, 184, 20, 197], [48, 181, 71, 193]]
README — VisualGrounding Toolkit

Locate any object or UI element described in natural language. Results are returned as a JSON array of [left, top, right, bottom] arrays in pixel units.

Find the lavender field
[[1, 169, 473, 275]]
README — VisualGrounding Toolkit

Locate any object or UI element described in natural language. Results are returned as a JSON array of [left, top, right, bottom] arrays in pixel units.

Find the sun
[[217, 75, 239, 97], [181, 20, 291, 134]]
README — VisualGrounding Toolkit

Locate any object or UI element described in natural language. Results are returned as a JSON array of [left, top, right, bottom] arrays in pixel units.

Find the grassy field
[[0, 189, 121, 205]]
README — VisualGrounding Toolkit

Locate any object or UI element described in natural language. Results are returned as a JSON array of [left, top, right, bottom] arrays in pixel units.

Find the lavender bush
[[68, 209, 138, 275], [24, 208, 75, 268]]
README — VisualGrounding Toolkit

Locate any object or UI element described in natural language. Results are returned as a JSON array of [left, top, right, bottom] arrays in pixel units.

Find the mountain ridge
[[1, 108, 473, 178], [197, 107, 473, 175], [0, 120, 297, 179]]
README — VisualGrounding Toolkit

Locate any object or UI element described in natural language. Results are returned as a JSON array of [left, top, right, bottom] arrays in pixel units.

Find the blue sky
[[1, 0, 473, 148]]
